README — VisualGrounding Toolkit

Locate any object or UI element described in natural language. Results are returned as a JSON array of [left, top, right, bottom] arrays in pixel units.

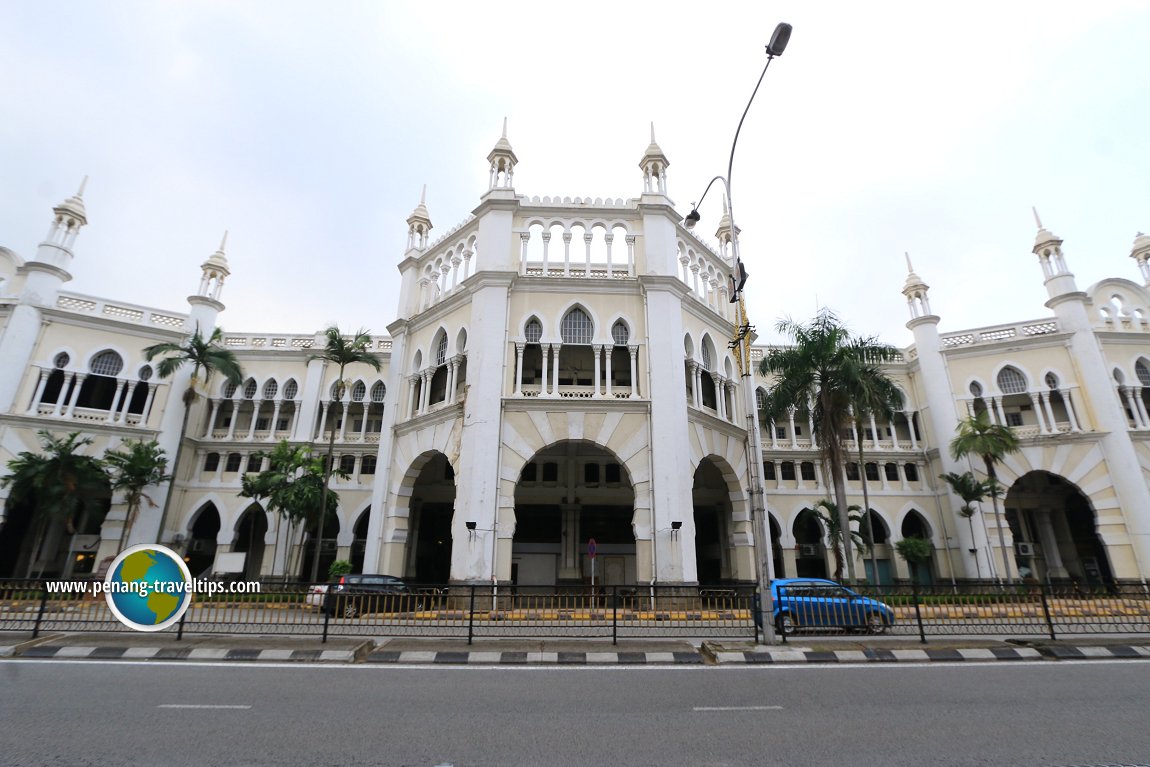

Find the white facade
[[3, 136, 1150, 588]]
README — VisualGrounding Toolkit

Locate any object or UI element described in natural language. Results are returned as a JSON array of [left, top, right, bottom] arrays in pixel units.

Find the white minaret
[[1034, 215, 1150, 580], [187, 231, 229, 332], [713, 197, 739, 263], [485, 117, 518, 193], [901, 254, 993, 578], [639, 122, 670, 198], [397, 187, 435, 317], [0, 179, 89, 414], [1130, 231, 1150, 286]]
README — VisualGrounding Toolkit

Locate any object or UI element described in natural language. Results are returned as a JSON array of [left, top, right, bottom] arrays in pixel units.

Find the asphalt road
[[2, 659, 1149, 766]]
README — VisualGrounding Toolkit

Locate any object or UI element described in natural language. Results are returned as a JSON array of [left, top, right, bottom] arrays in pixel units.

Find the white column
[[551, 343, 561, 396], [519, 233, 530, 275], [605, 346, 614, 398], [592, 345, 602, 398], [104, 380, 127, 423], [907, 410, 919, 449], [268, 400, 283, 441], [890, 414, 901, 451], [1030, 392, 1049, 434], [514, 342, 525, 396], [562, 231, 572, 277], [420, 370, 432, 412], [713, 374, 726, 419], [204, 399, 222, 438], [689, 362, 700, 408], [63, 374, 85, 417], [317, 402, 330, 440], [52, 373, 73, 417], [358, 402, 369, 441], [446, 359, 457, 405], [246, 399, 262, 440], [141, 384, 158, 426], [808, 404, 817, 449], [625, 235, 636, 277], [25, 370, 47, 415], [337, 397, 349, 442], [541, 344, 551, 396], [629, 346, 638, 399], [788, 408, 798, 449], [869, 414, 880, 449], [1135, 388, 1150, 429], [1122, 387, 1143, 429], [993, 396, 1007, 425], [584, 233, 593, 276], [116, 382, 138, 424], [1040, 392, 1058, 433], [541, 231, 551, 276], [1034, 509, 1069, 578], [451, 255, 461, 290], [225, 398, 240, 440], [605, 233, 614, 279]]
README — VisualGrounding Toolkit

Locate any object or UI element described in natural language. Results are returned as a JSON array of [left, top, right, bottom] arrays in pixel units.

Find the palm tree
[[845, 352, 905, 584], [809, 499, 866, 582], [240, 441, 340, 578], [143, 326, 243, 542], [103, 439, 172, 552], [1, 430, 109, 577], [308, 326, 381, 582], [949, 410, 1021, 584], [759, 309, 902, 581], [940, 471, 993, 579]]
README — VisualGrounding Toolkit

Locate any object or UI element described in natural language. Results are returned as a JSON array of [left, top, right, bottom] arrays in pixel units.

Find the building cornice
[[0, 413, 160, 439], [394, 403, 463, 438]]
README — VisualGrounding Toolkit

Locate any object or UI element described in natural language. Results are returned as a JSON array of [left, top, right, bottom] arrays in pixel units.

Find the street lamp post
[[684, 22, 792, 645]]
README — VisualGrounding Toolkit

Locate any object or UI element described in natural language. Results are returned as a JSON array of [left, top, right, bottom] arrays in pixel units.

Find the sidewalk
[[4, 631, 1150, 665]]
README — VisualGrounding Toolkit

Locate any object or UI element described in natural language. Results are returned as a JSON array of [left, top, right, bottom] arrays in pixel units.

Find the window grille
[[997, 367, 1027, 394], [351, 381, 367, 402], [370, 381, 386, 403], [1137, 362, 1150, 388], [701, 342, 712, 371], [330, 380, 344, 400], [89, 350, 123, 377], [755, 388, 766, 411], [137, 365, 153, 381], [525, 318, 542, 343], [436, 333, 448, 366], [283, 379, 299, 399], [611, 321, 629, 345], [223, 381, 238, 398], [262, 379, 278, 399], [560, 308, 593, 344], [243, 379, 258, 399], [54, 352, 70, 369]]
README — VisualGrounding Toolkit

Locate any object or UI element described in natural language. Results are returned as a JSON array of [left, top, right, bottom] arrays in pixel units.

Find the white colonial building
[[3, 129, 1150, 588]]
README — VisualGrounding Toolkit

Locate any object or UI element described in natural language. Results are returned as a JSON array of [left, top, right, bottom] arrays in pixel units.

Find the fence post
[[467, 585, 476, 645], [612, 586, 618, 645], [32, 582, 48, 639], [176, 610, 186, 641], [321, 594, 330, 644], [912, 581, 926, 644], [1039, 584, 1056, 641]]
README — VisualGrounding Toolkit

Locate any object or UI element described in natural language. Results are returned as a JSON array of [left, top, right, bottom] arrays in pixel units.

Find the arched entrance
[[793, 509, 827, 578], [693, 460, 733, 585], [186, 504, 221, 578], [0, 485, 111, 578], [351, 508, 370, 573], [406, 453, 455, 584], [232, 505, 268, 580], [901, 510, 934, 585], [512, 441, 635, 587], [299, 513, 339, 582], [1005, 471, 1114, 586], [861, 509, 893, 585]]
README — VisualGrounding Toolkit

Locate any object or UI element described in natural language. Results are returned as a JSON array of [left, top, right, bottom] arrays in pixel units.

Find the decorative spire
[[1032, 206, 1061, 249], [53, 176, 89, 225], [639, 121, 670, 196], [1131, 231, 1150, 286], [902, 251, 928, 292], [406, 186, 433, 251], [198, 233, 231, 301], [486, 119, 518, 191]]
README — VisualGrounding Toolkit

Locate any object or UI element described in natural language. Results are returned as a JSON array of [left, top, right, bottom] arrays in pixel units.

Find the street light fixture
[[684, 21, 792, 645]]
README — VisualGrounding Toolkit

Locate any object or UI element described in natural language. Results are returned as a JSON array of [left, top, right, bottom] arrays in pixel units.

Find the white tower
[[486, 117, 517, 194], [187, 232, 229, 332], [1130, 232, 1150, 286]]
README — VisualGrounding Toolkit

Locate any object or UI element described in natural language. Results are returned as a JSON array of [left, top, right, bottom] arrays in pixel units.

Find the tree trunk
[[986, 458, 1014, 585], [154, 393, 193, 546], [858, 439, 879, 585], [311, 396, 341, 583], [117, 498, 137, 552]]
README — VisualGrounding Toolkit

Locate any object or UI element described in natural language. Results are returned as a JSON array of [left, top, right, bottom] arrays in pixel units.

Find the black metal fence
[[2, 579, 1148, 644]]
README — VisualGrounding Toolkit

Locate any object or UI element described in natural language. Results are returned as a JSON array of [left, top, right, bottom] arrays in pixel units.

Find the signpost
[[588, 538, 597, 589]]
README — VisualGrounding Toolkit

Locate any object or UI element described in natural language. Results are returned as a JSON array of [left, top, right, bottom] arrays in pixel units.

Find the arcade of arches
[[512, 441, 635, 587], [404, 453, 455, 584], [1005, 471, 1113, 585]]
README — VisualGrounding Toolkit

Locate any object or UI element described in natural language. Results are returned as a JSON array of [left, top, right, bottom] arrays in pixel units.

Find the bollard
[[321, 595, 331, 644]]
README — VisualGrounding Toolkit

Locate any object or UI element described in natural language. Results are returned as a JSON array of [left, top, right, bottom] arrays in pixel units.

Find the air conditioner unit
[[1015, 541, 1036, 557], [799, 544, 820, 558]]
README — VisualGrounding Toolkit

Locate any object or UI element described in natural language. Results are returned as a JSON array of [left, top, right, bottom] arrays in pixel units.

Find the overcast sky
[[2, 1, 1148, 347]]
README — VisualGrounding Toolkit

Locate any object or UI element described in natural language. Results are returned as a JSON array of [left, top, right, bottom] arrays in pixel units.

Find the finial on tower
[[76, 176, 88, 198], [502, 117, 508, 139], [1032, 206, 1043, 230], [487, 120, 518, 191], [905, 251, 914, 273], [219, 230, 228, 253], [639, 121, 670, 196]]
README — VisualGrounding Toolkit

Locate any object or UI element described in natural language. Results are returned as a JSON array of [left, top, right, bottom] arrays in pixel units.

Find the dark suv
[[323, 574, 422, 618]]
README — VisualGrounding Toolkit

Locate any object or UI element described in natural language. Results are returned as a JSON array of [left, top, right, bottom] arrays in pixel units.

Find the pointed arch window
[[520, 318, 544, 390], [560, 308, 593, 344], [223, 380, 239, 399], [262, 379, 278, 399], [75, 350, 124, 411], [89, 350, 124, 377], [351, 381, 366, 402], [283, 379, 298, 400], [435, 333, 449, 366], [525, 318, 542, 343], [997, 367, 1027, 394], [611, 320, 629, 346], [370, 381, 386, 403], [243, 378, 258, 399], [1137, 361, 1150, 387]]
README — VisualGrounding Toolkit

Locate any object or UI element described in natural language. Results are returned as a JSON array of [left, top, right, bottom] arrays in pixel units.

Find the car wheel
[[865, 612, 886, 635], [776, 613, 795, 635]]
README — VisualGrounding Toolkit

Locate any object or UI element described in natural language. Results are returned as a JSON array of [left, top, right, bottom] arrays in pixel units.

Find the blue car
[[769, 578, 895, 635]]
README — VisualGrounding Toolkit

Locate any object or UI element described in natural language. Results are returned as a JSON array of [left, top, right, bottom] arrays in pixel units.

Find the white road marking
[[157, 704, 252, 709], [693, 705, 783, 711]]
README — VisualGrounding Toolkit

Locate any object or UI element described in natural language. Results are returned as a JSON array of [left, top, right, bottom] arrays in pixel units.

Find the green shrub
[[328, 559, 353, 580]]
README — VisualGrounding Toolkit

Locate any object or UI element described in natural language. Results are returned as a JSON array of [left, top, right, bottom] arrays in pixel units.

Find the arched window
[[223, 380, 239, 399], [283, 379, 299, 400], [611, 320, 629, 346], [997, 367, 1027, 394], [138, 365, 153, 382], [262, 379, 278, 399], [701, 342, 713, 372], [89, 350, 123, 377], [351, 381, 366, 402], [225, 453, 243, 472], [1137, 361, 1150, 387], [330, 380, 344, 400], [243, 378, 258, 399], [204, 452, 220, 472], [525, 318, 542, 343], [560, 308, 593, 344], [435, 332, 449, 366], [54, 352, 71, 369], [370, 381, 386, 403], [1045, 372, 1060, 390]]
